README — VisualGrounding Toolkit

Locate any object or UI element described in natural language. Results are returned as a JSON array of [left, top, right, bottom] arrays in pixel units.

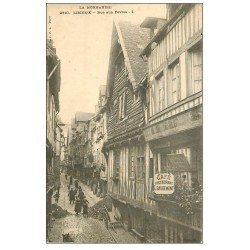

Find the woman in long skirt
[[82, 198, 89, 218], [74, 198, 81, 215]]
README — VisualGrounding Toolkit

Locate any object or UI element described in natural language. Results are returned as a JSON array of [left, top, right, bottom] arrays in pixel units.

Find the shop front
[[143, 104, 202, 243], [143, 105, 202, 187]]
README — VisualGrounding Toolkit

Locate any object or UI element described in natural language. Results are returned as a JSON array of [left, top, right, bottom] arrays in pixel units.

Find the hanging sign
[[154, 173, 174, 194]]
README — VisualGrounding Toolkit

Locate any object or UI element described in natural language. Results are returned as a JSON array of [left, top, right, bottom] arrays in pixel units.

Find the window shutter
[[191, 49, 202, 94]]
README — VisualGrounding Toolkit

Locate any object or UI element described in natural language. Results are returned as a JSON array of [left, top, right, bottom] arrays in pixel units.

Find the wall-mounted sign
[[154, 173, 174, 194], [143, 105, 202, 141]]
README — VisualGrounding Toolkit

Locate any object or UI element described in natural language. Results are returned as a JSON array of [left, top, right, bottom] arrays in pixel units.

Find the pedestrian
[[82, 198, 89, 218], [65, 173, 68, 180], [74, 179, 79, 189], [77, 189, 85, 202], [53, 191, 60, 203], [74, 187, 78, 197], [56, 182, 61, 194], [96, 182, 101, 197], [76, 186, 81, 194], [67, 183, 71, 191], [69, 175, 73, 186], [74, 197, 81, 215], [68, 188, 75, 204]]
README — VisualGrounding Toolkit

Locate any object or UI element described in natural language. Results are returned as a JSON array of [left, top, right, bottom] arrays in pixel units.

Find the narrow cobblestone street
[[48, 174, 140, 243], [57, 174, 102, 212]]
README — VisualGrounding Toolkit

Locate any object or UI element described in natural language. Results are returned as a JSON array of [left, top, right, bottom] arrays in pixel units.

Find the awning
[[166, 154, 195, 172]]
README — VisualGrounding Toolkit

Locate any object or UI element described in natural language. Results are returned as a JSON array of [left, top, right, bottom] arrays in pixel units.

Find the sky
[[47, 4, 166, 124]]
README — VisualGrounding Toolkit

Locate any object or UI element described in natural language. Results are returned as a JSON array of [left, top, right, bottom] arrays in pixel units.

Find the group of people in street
[[52, 171, 112, 230], [66, 174, 89, 217]]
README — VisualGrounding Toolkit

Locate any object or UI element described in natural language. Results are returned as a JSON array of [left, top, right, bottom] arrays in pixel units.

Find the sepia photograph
[[46, 3, 203, 244]]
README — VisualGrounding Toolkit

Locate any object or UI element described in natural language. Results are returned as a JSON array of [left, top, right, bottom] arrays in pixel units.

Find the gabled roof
[[115, 20, 150, 88], [75, 112, 94, 122], [106, 21, 150, 98]]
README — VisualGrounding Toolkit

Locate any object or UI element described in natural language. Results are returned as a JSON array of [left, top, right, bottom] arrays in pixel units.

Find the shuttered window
[[150, 73, 165, 116], [129, 144, 145, 179], [136, 144, 145, 179], [191, 49, 202, 94], [171, 62, 180, 104]]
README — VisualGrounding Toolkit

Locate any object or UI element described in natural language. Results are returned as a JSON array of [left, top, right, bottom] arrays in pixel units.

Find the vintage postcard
[[46, 3, 203, 243]]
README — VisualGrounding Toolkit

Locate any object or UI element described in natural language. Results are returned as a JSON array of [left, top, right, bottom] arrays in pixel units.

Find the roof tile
[[118, 21, 150, 84]]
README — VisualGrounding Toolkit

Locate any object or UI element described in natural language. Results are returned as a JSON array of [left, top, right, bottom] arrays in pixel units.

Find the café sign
[[154, 173, 174, 194]]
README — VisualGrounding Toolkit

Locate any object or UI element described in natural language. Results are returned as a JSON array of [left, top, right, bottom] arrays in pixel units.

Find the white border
[[1, 0, 250, 250]]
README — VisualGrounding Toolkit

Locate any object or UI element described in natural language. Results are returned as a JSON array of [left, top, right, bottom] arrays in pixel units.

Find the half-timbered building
[[140, 3, 203, 243], [103, 21, 155, 235]]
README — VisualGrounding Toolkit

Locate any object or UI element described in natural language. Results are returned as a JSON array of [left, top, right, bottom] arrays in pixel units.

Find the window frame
[[156, 72, 165, 112], [118, 91, 126, 120], [135, 144, 145, 180], [170, 61, 180, 104], [190, 47, 202, 94]]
